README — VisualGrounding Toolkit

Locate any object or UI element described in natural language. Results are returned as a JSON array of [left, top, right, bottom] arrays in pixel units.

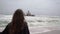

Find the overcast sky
[[0, 0, 60, 16]]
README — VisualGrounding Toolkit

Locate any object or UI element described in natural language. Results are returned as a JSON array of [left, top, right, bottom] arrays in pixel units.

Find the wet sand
[[41, 30, 60, 34], [29, 26, 60, 34]]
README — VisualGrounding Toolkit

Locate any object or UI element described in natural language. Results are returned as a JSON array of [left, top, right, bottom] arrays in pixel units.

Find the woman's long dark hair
[[9, 9, 25, 34]]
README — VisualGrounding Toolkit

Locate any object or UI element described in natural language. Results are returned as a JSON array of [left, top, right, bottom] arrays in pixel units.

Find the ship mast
[[27, 10, 31, 16]]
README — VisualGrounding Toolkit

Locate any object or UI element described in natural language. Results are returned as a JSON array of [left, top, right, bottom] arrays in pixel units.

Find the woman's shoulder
[[4, 22, 12, 30], [1, 23, 11, 34]]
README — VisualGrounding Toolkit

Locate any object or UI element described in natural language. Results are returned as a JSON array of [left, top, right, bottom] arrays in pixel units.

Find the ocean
[[0, 15, 60, 34]]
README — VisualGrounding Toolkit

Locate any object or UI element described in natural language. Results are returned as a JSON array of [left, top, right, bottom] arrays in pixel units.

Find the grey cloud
[[0, 0, 60, 16]]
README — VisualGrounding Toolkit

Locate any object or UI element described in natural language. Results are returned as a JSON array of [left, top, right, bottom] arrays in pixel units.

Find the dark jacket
[[1, 22, 30, 34]]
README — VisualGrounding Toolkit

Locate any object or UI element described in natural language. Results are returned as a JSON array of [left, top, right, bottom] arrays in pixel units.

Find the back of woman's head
[[12, 9, 24, 24]]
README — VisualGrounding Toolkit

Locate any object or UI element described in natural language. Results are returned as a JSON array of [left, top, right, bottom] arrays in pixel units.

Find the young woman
[[2, 9, 30, 34]]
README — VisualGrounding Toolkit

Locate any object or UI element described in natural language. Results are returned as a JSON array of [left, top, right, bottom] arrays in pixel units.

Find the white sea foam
[[0, 15, 60, 34]]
